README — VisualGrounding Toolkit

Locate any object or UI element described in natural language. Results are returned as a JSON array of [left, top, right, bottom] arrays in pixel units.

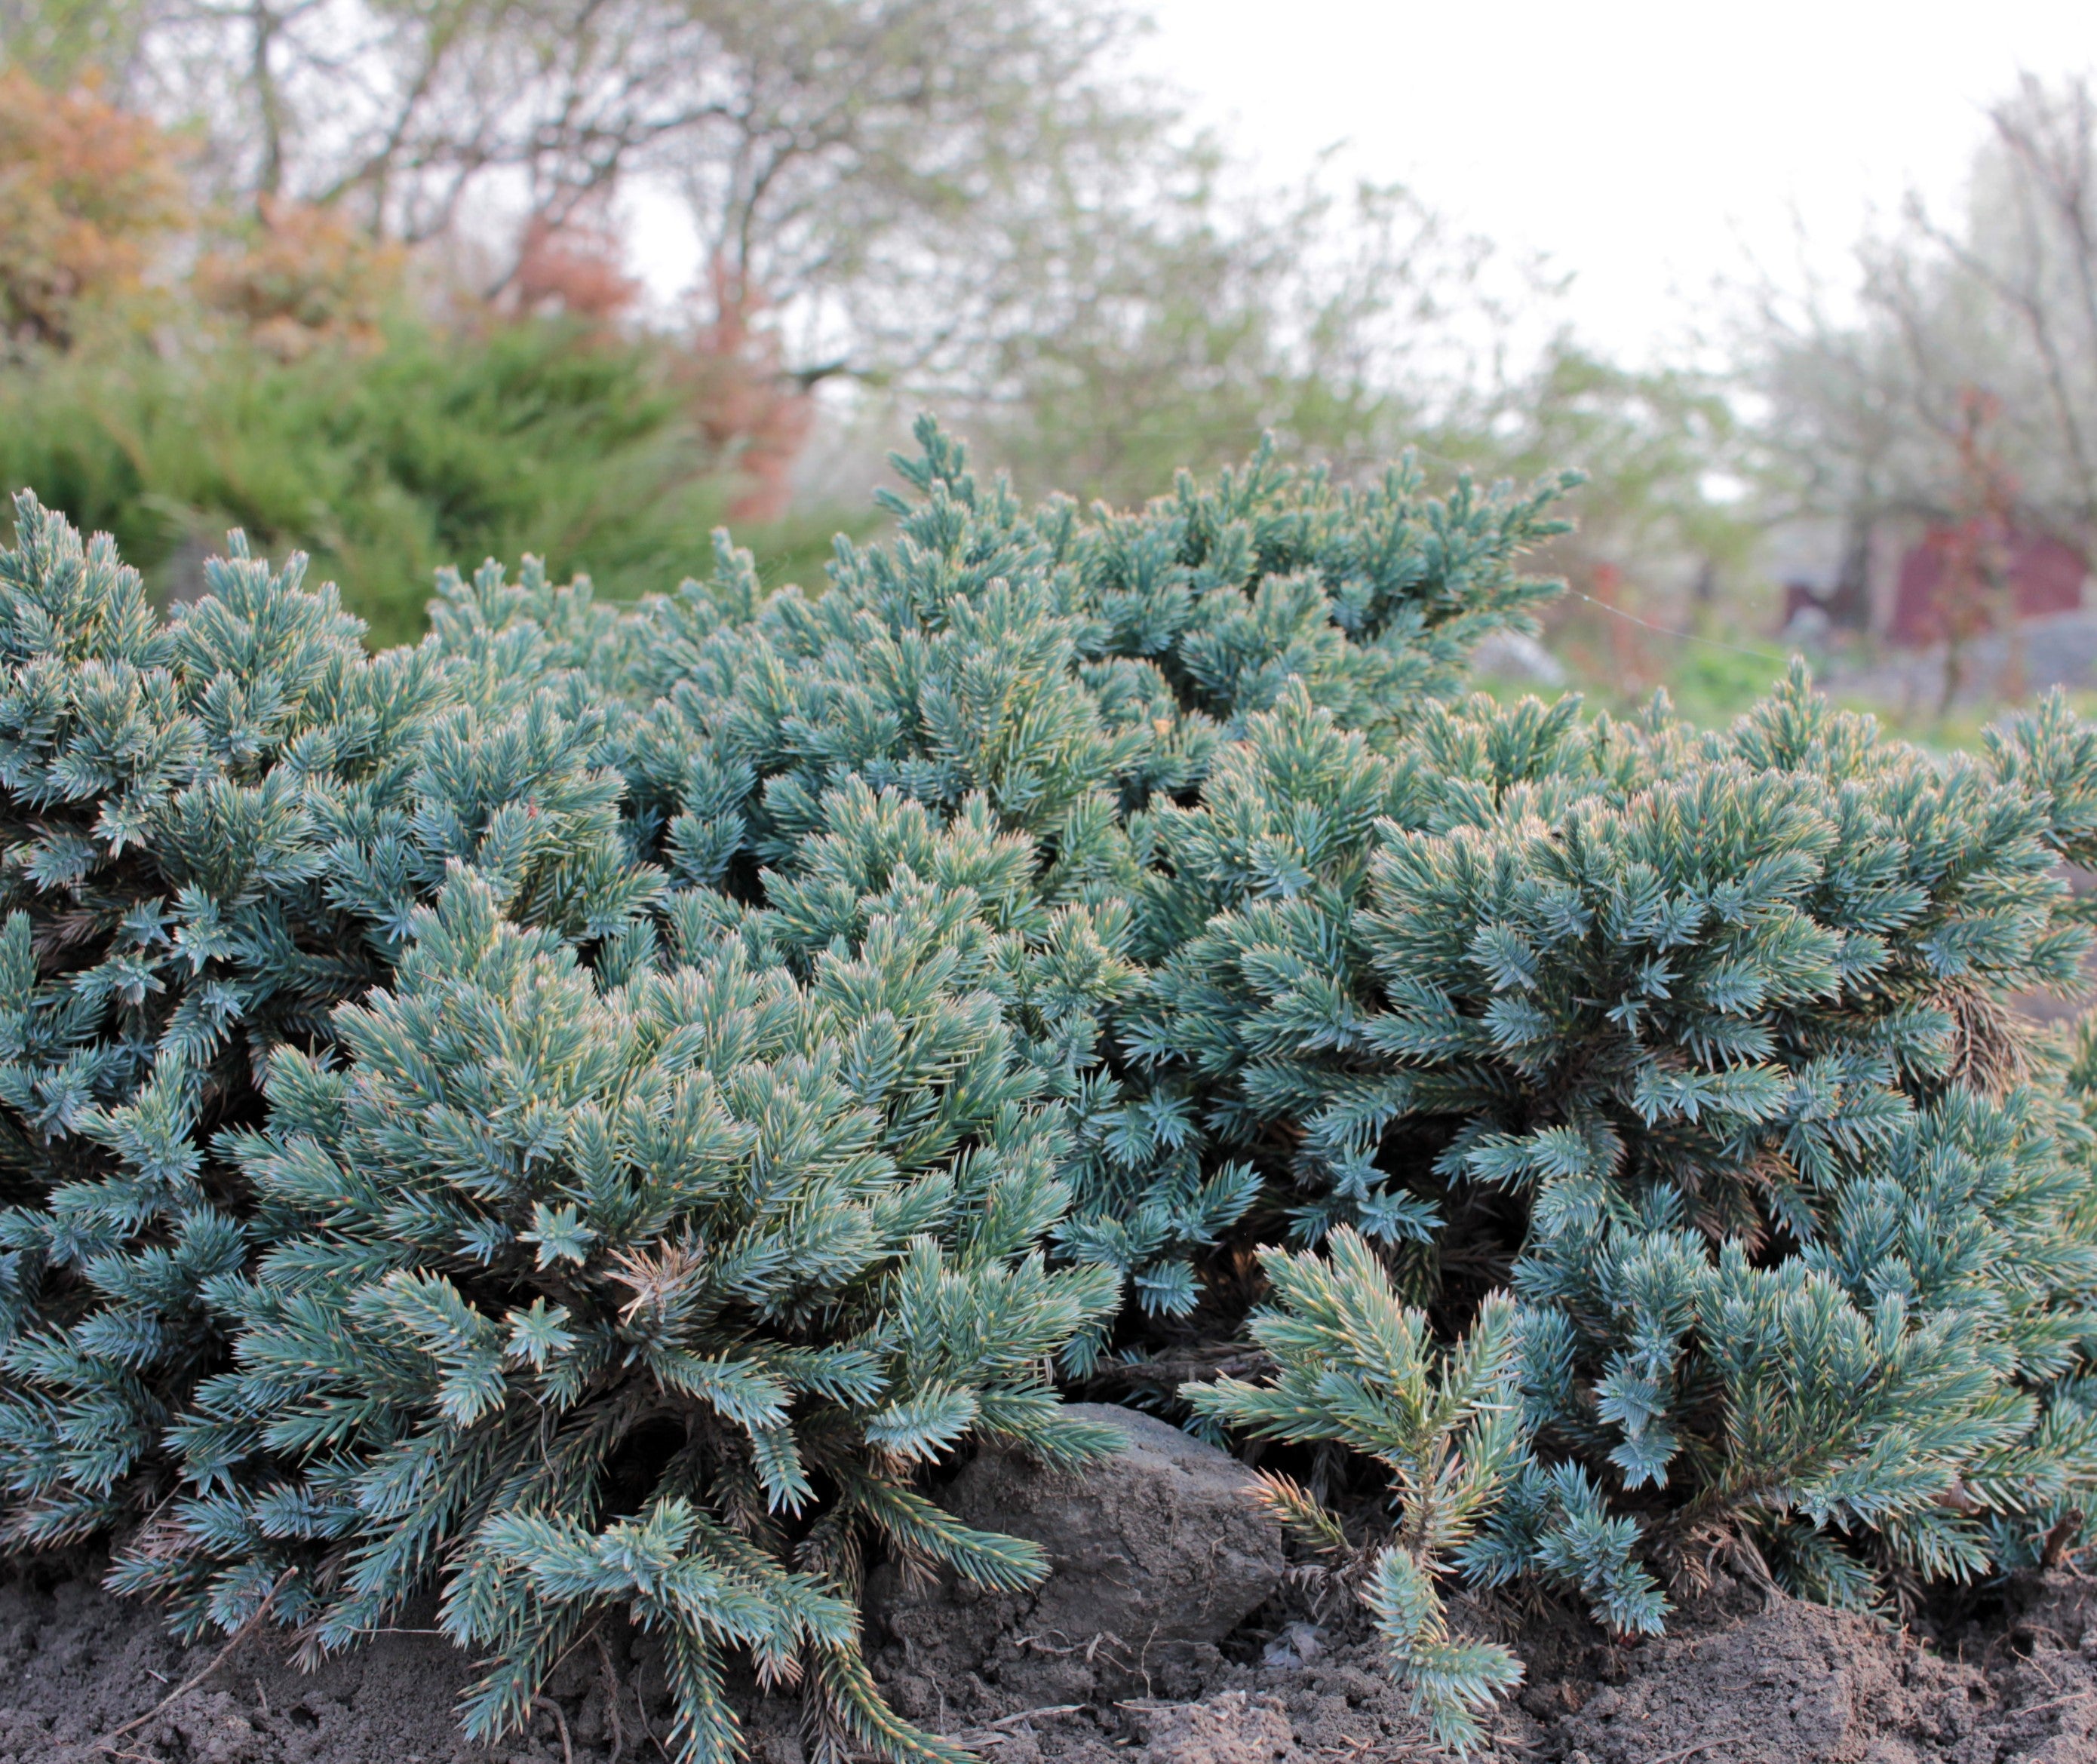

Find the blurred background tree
[[0, 67, 187, 348], [1727, 72, 2097, 729], [23, 0, 2063, 716], [1749, 75, 2097, 557]]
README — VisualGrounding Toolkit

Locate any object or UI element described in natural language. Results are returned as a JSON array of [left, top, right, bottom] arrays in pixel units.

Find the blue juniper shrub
[[4, 418, 2097, 1759]]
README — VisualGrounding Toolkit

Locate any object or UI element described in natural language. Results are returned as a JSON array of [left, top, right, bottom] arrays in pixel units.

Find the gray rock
[[870, 1404, 1285, 1701]]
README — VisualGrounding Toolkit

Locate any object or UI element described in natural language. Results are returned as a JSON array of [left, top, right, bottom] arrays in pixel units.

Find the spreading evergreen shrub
[[3, 421, 2097, 1761], [0, 318, 789, 649], [0, 495, 443, 1544], [140, 867, 1120, 1763], [613, 419, 1578, 1316], [0, 490, 655, 1545], [1153, 680, 2097, 1739]]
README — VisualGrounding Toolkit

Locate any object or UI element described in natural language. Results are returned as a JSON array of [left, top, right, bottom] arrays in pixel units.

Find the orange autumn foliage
[[193, 195, 407, 359], [508, 213, 642, 324], [0, 69, 190, 348]]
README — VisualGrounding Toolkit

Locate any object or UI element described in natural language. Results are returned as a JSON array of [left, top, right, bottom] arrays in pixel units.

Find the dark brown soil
[[6, 1554, 2096, 1764], [0, 1552, 717, 1764]]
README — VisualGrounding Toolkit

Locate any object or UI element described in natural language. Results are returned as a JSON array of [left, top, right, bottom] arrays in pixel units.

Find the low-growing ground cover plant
[[2, 420, 2095, 1760], [144, 868, 1123, 1764], [1153, 680, 2097, 1741], [0, 493, 659, 1550]]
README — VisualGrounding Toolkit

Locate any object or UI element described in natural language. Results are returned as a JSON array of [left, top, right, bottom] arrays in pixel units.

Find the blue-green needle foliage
[[0, 493, 449, 1544], [1156, 670, 2097, 1735], [609, 418, 1577, 1317], [613, 413, 1573, 895], [138, 870, 1119, 1764], [17, 422, 2097, 1762], [1138, 674, 2095, 1238], [0, 430, 1579, 1764], [0, 490, 658, 1546], [1187, 1229, 1538, 1752]]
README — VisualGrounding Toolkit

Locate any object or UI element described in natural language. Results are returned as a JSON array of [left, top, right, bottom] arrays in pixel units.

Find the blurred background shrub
[[0, 0, 2092, 747]]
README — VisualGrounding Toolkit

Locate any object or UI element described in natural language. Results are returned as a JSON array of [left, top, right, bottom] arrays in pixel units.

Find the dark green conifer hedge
[[2, 419, 2095, 1759]]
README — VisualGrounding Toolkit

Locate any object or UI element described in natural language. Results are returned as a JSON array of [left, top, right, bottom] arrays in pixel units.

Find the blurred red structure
[[1889, 526, 2086, 646], [502, 222, 812, 521]]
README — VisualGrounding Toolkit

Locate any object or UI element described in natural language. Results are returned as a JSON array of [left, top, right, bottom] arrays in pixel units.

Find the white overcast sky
[[626, 2, 2092, 363], [1131, 0, 2095, 362]]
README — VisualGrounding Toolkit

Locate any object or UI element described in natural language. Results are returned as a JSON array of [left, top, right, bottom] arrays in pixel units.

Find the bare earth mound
[[6, 1409, 2092, 1764], [6, 1554, 2096, 1763]]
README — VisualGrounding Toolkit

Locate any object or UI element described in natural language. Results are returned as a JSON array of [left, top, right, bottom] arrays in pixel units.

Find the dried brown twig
[[88, 1569, 294, 1757]]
